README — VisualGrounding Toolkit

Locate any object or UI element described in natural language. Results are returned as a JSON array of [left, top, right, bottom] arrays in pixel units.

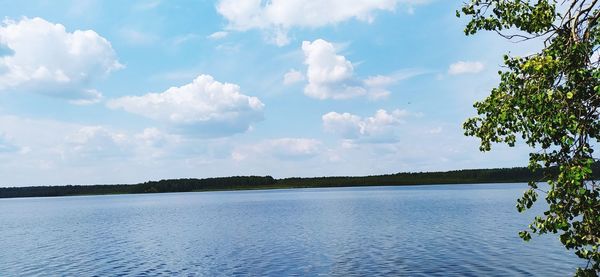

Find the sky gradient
[[0, 0, 539, 186]]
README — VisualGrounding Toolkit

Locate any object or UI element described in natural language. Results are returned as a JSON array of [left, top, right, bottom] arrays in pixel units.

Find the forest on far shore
[[2, 164, 598, 199]]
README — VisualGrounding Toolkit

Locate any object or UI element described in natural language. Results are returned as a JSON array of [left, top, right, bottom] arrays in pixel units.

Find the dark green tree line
[[4, 165, 598, 198]]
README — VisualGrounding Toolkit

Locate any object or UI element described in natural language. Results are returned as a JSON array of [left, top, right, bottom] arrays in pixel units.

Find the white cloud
[[301, 39, 417, 100], [322, 112, 363, 138], [68, 89, 103, 105], [131, 127, 185, 159], [0, 115, 532, 185], [135, 127, 178, 147], [363, 70, 424, 100], [0, 117, 181, 165], [364, 75, 397, 100], [0, 116, 236, 184], [323, 109, 410, 142], [364, 75, 399, 88], [0, 17, 122, 102], [61, 126, 187, 162], [65, 126, 129, 160], [108, 74, 265, 136], [207, 31, 228, 40], [302, 39, 365, 99], [283, 69, 305, 85], [448, 61, 485, 75], [216, 0, 426, 46], [267, 138, 321, 158], [232, 138, 322, 161]]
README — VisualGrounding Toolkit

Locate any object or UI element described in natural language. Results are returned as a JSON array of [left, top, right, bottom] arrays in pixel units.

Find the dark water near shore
[[0, 183, 584, 276]]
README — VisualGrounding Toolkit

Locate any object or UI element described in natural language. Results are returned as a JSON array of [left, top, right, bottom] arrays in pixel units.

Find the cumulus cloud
[[0, 115, 532, 185], [448, 61, 484, 75], [216, 0, 426, 46], [266, 138, 322, 159], [130, 127, 186, 159], [322, 109, 409, 142], [135, 127, 178, 147], [301, 39, 418, 100], [232, 138, 322, 161], [65, 126, 129, 160], [302, 39, 362, 99], [0, 116, 252, 184], [49, 123, 186, 163], [62, 126, 185, 162], [283, 69, 305, 85], [0, 17, 122, 102], [108, 74, 265, 136]]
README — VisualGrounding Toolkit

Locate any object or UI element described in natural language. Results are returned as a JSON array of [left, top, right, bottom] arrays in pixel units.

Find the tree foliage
[[458, 0, 600, 275]]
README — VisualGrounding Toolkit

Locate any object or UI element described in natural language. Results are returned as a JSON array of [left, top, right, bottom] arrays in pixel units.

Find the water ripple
[[0, 184, 585, 276]]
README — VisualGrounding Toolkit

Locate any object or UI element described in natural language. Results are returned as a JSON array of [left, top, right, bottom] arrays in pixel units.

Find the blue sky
[[0, 0, 537, 186]]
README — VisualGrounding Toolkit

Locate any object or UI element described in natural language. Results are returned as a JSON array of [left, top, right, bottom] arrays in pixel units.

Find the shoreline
[[0, 164, 563, 199], [0, 181, 529, 200]]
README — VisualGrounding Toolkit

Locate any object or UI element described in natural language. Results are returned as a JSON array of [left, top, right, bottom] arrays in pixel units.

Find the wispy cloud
[[119, 27, 159, 45], [283, 69, 305, 85], [448, 61, 485, 75], [207, 31, 228, 40], [216, 0, 430, 46]]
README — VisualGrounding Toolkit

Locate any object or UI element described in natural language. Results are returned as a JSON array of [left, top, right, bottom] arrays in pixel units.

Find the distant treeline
[[2, 164, 599, 199]]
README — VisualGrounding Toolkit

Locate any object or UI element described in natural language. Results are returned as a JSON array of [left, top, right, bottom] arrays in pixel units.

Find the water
[[0, 183, 584, 276]]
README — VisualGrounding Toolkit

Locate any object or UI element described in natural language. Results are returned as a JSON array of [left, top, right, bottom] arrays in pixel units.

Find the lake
[[0, 183, 584, 276]]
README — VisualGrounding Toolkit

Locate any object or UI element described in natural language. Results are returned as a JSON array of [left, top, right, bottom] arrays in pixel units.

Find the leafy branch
[[459, 0, 600, 275]]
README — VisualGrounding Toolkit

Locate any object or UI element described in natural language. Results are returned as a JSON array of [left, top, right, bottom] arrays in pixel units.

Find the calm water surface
[[0, 184, 584, 276]]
